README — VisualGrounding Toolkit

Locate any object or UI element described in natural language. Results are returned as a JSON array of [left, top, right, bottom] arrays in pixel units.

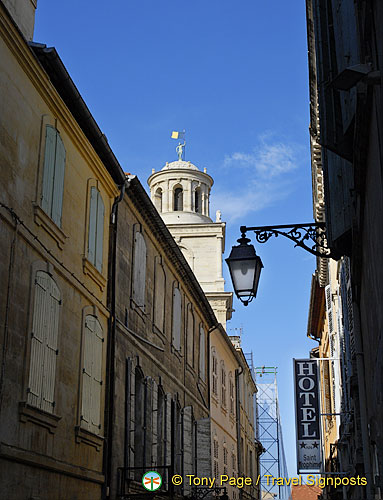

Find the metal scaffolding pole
[[254, 367, 291, 500]]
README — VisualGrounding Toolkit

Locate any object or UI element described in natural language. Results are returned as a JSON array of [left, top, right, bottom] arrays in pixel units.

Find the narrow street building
[[306, 0, 383, 498], [148, 157, 262, 499], [0, 1, 124, 497]]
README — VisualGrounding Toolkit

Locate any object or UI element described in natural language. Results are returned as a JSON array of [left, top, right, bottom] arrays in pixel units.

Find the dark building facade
[[306, 0, 383, 498]]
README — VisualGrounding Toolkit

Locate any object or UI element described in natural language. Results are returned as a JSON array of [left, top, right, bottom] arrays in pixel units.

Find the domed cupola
[[147, 159, 214, 224]]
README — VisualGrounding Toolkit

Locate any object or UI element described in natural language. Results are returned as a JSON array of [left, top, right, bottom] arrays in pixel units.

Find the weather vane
[[171, 130, 186, 160]]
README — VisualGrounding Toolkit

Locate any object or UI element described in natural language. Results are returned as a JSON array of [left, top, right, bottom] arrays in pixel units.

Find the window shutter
[[183, 406, 193, 490], [199, 326, 205, 381], [81, 315, 103, 434], [51, 133, 66, 227], [172, 288, 181, 350], [325, 285, 334, 335], [133, 232, 146, 307], [28, 271, 60, 413], [28, 272, 49, 407], [41, 277, 60, 413], [41, 126, 56, 216], [187, 306, 194, 366], [82, 316, 94, 429], [91, 319, 103, 433], [88, 187, 97, 265], [95, 192, 104, 272], [165, 393, 172, 468], [151, 379, 158, 466], [154, 262, 165, 332], [128, 361, 136, 478]]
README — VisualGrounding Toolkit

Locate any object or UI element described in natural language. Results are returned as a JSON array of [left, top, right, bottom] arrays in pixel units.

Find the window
[[199, 325, 206, 381], [27, 270, 60, 413], [186, 304, 194, 366], [153, 257, 166, 333], [213, 437, 219, 478], [132, 230, 147, 308], [229, 373, 235, 415], [172, 285, 182, 351], [134, 367, 145, 478], [154, 188, 162, 212], [212, 349, 218, 396], [87, 187, 105, 272], [81, 314, 103, 434], [174, 187, 183, 211], [41, 125, 66, 227], [223, 444, 228, 476], [194, 188, 200, 213], [221, 362, 227, 408]]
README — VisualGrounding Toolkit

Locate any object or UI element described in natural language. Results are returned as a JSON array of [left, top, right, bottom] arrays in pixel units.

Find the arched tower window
[[154, 188, 162, 213], [194, 188, 200, 213], [174, 187, 183, 211]]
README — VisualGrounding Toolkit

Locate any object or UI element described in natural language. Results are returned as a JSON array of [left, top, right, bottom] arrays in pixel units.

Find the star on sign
[[300, 442, 306, 449], [313, 442, 319, 448]]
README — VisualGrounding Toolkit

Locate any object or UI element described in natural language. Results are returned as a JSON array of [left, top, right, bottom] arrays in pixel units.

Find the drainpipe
[[103, 176, 131, 499], [353, 300, 373, 499]]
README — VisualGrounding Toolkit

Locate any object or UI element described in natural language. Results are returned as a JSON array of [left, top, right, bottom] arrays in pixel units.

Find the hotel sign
[[294, 359, 321, 473]]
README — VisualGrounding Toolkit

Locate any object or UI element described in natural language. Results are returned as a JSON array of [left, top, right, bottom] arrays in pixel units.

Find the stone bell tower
[[147, 157, 233, 328]]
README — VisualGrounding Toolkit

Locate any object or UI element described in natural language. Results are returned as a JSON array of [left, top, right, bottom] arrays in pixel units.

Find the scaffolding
[[254, 366, 291, 500]]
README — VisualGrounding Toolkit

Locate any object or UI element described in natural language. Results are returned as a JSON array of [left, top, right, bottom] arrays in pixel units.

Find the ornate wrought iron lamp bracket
[[240, 222, 335, 259]]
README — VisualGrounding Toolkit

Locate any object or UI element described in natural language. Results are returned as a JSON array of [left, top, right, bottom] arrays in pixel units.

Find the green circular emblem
[[142, 471, 162, 491]]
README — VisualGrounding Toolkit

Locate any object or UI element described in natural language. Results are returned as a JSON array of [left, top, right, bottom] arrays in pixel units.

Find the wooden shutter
[[91, 318, 103, 433], [88, 187, 97, 265], [187, 306, 194, 366], [183, 406, 193, 492], [28, 271, 60, 412], [82, 315, 103, 434], [41, 126, 56, 216], [95, 192, 104, 272], [151, 379, 158, 466], [28, 272, 48, 407], [172, 288, 181, 350], [41, 276, 60, 413], [154, 261, 165, 332], [51, 132, 66, 227], [199, 326, 205, 381], [128, 360, 136, 478], [165, 393, 172, 467], [195, 418, 211, 477], [133, 232, 146, 307]]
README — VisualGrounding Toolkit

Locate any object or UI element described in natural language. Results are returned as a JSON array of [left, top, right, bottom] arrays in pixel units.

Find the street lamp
[[225, 235, 263, 306], [226, 222, 336, 306]]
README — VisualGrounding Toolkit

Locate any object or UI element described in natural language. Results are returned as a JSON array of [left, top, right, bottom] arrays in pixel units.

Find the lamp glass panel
[[230, 259, 256, 296]]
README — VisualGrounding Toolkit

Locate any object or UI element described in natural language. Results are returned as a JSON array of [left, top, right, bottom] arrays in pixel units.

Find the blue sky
[[34, 0, 316, 478]]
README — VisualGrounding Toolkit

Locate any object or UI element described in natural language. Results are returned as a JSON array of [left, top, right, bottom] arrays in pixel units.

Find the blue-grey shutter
[[152, 379, 158, 466], [183, 406, 193, 493], [95, 192, 105, 272], [154, 262, 165, 332], [51, 133, 66, 227], [82, 315, 103, 434], [133, 232, 146, 307], [28, 272, 48, 407], [165, 394, 172, 472], [91, 318, 103, 434], [88, 187, 97, 265], [81, 315, 94, 429], [199, 326, 205, 381], [172, 288, 181, 350], [41, 126, 56, 216], [28, 271, 60, 413], [41, 276, 60, 413]]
